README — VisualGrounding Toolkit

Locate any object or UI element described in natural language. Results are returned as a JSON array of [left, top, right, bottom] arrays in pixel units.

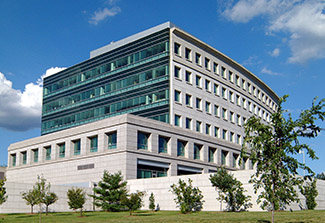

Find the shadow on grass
[[257, 220, 271, 223], [16, 215, 35, 219], [53, 213, 74, 216], [133, 213, 155, 217]]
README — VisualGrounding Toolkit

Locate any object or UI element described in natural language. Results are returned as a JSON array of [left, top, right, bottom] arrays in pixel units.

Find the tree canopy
[[67, 187, 86, 217], [209, 167, 251, 212], [241, 95, 324, 223], [91, 170, 127, 212]]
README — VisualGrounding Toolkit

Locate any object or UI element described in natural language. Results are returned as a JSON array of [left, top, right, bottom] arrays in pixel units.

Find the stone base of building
[[1, 170, 324, 213]]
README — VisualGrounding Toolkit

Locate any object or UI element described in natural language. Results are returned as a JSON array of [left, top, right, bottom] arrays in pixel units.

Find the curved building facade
[[6, 22, 279, 185]]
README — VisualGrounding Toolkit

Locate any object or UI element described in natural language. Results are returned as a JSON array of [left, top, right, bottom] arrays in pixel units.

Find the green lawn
[[0, 210, 324, 223]]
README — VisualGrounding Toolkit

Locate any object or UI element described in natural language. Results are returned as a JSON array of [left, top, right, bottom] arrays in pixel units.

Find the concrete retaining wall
[[1, 170, 324, 213]]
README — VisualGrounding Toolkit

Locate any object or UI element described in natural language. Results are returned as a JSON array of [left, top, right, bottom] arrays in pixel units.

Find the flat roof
[[90, 21, 175, 58]]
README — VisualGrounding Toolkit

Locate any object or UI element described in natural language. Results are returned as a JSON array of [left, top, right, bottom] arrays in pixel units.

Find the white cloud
[[270, 48, 280, 57], [261, 66, 281, 76], [89, 7, 121, 25], [222, 0, 325, 63], [0, 67, 65, 132]]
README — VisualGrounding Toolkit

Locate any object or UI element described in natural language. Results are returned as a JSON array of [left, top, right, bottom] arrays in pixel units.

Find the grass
[[0, 210, 324, 223]]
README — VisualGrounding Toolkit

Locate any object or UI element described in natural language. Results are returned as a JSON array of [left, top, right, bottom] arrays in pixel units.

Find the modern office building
[[6, 22, 279, 185]]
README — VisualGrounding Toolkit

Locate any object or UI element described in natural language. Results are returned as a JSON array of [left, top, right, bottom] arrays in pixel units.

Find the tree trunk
[[46, 205, 48, 215], [220, 200, 222, 212], [272, 202, 275, 223], [31, 205, 33, 214], [80, 208, 82, 217]]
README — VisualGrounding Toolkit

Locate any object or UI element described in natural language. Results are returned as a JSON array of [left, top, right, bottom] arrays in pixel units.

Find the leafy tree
[[300, 179, 318, 210], [121, 191, 144, 216], [21, 176, 58, 217], [44, 192, 58, 215], [0, 178, 7, 206], [21, 189, 39, 214], [67, 187, 86, 217], [170, 178, 204, 214], [91, 170, 127, 212], [241, 95, 324, 223], [149, 192, 155, 211], [209, 167, 251, 212], [315, 172, 325, 180]]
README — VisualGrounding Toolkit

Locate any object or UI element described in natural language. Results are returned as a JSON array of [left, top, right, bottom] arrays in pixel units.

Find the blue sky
[[0, 0, 324, 174]]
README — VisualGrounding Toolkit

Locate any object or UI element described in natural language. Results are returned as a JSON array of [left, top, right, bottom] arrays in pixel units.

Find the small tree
[[300, 179, 318, 210], [242, 96, 324, 223], [209, 167, 251, 212], [149, 192, 155, 211], [91, 170, 127, 212], [21, 189, 39, 214], [67, 187, 86, 217], [121, 191, 144, 216], [44, 192, 58, 215], [0, 178, 7, 206], [170, 178, 204, 214]]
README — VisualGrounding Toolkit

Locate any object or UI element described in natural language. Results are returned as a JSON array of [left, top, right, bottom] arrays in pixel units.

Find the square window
[[222, 129, 227, 140], [205, 80, 210, 91], [214, 105, 220, 117], [137, 132, 150, 150], [205, 57, 210, 70], [221, 67, 226, 78], [11, 154, 16, 167], [196, 75, 202, 88], [177, 140, 186, 156], [107, 131, 117, 149], [89, 136, 98, 153], [242, 79, 246, 90], [221, 150, 228, 165], [236, 134, 241, 145], [233, 153, 239, 168], [185, 94, 192, 106], [196, 98, 202, 110], [214, 84, 219, 95], [236, 114, 241, 125], [236, 75, 240, 86], [205, 101, 211, 113], [45, 146, 51, 161], [185, 117, 192, 129], [214, 126, 220, 138], [32, 148, 38, 163], [58, 143, 65, 158], [174, 66, 181, 78], [229, 71, 233, 82], [174, 90, 181, 103], [194, 144, 202, 160], [229, 91, 234, 102], [230, 111, 234, 122], [159, 136, 169, 153], [73, 139, 81, 155], [185, 48, 191, 60], [195, 53, 201, 65], [196, 121, 202, 132], [213, 62, 219, 74], [222, 87, 227, 99], [185, 71, 192, 83], [174, 42, 181, 55], [208, 147, 216, 163], [206, 124, 211, 135], [236, 95, 240, 106], [222, 108, 227, 120], [175, 114, 181, 126], [230, 132, 234, 142], [21, 151, 27, 165]]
